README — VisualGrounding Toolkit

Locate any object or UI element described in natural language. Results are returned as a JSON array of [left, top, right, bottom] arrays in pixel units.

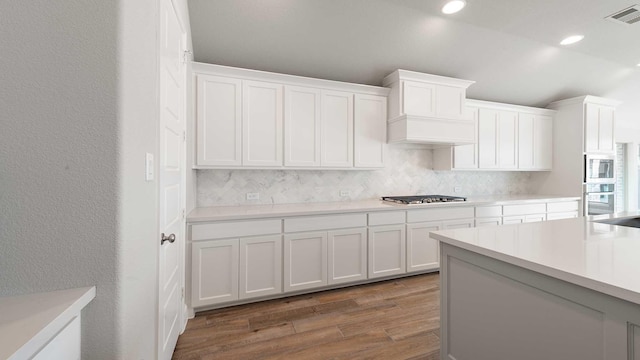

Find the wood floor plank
[[340, 331, 440, 360], [174, 273, 441, 359], [199, 326, 344, 360], [263, 329, 393, 360]]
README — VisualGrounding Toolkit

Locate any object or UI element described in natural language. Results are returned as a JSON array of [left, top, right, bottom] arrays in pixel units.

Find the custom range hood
[[383, 69, 475, 146]]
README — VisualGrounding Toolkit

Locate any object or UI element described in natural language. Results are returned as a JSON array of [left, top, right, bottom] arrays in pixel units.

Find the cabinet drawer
[[191, 219, 282, 241], [547, 211, 579, 221], [503, 203, 546, 216], [284, 213, 367, 233], [475, 206, 502, 218], [407, 206, 474, 223], [368, 211, 406, 226], [547, 201, 579, 213]]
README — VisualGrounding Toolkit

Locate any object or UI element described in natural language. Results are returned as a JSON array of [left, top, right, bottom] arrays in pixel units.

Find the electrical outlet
[[339, 190, 350, 197], [246, 192, 260, 200], [454, 186, 462, 193]]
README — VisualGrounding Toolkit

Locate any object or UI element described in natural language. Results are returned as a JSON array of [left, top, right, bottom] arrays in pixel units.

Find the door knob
[[161, 233, 176, 245]]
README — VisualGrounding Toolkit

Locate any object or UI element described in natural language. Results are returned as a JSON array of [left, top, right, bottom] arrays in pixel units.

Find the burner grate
[[381, 195, 467, 205]]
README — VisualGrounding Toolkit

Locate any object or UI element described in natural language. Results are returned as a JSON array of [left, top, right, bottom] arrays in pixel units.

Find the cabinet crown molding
[[466, 99, 556, 116], [382, 69, 475, 88], [547, 95, 622, 109], [192, 62, 389, 96]]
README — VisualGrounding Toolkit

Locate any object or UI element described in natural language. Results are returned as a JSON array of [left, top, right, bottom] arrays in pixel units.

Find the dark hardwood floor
[[173, 273, 440, 359]]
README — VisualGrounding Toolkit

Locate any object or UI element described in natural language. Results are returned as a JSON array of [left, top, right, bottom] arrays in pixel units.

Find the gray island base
[[431, 216, 640, 360]]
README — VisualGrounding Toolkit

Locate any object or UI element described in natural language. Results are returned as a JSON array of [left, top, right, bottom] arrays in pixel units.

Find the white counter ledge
[[0, 286, 96, 360], [431, 214, 640, 306], [187, 195, 580, 222]]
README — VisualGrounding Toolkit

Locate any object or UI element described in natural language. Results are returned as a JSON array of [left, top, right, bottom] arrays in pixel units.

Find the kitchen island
[[430, 213, 640, 360]]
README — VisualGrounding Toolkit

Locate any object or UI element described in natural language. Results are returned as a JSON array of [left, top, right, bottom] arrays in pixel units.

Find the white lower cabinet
[[503, 214, 546, 225], [239, 235, 282, 299], [328, 228, 368, 285], [368, 225, 406, 278], [284, 232, 328, 292], [546, 211, 579, 220], [406, 222, 441, 273], [192, 239, 239, 307], [476, 217, 502, 227], [192, 235, 283, 307]]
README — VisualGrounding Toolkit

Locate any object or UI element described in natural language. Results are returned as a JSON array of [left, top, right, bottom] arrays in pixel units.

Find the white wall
[[0, 0, 119, 357], [0, 0, 191, 358]]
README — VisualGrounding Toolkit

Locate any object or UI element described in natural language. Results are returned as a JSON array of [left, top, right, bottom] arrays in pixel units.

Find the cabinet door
[[502, 215, 525, 225], [284, 86, 321, 167], [453, 107, 479, 169], [584, 103, 615, 153], [242, 80, 283, 166], [518, 113, 535, 169], [406, 222, 441, 273], [368, 225, 406, 278], [546, 212, 578, 221], [478, 108, 499, 169], [321, 90, 353, 167], [354, 94, 386, 168], [196, 75, 242, 166], [476, 217, 502, 227], [284, 232, 328, 292], [536, 115, 553, 169], [402, 80, 435, 117], [442, 219, 475, 229], [585, 103, 599, 153], [598, 106, 615, 153], [192, 239, 239, 307], [436, 84, 465, 120], [498, 110, 518, 169], [327, 228, 367, 285], [524, 214, 546, 223], [518, 113, 552, 170], [239, 235, 282, 300]]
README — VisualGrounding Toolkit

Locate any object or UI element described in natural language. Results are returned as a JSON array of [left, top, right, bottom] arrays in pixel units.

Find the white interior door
[[158, 0, 186, 358]]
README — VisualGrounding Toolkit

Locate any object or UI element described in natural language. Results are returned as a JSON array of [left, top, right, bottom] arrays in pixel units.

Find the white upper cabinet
[[196, 75, 242, 166], [497, 110, 518, 169], [321, 90, 354, 167], [284, 86, 321, 167], [402, 80, 436, 117], [585, 103, 615, 153], [242, 80, 283, 167], [432, 106, 479, 171], [354, 94, 387, 168], [518, 113, 552, 170], [193, 62, 389, 169], [437, 100, 555, 172], [384, 69, 475, 145]]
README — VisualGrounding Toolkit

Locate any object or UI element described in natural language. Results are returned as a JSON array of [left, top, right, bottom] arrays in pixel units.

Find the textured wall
[[0, 0, 119, 357], [197, 147, 533, 206]]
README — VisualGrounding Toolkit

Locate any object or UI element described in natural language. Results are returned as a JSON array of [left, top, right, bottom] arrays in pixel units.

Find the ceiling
[[188, 0, 640, 108]]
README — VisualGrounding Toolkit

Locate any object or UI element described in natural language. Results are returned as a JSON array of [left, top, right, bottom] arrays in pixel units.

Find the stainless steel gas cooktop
[[381, 195, 467, 205]]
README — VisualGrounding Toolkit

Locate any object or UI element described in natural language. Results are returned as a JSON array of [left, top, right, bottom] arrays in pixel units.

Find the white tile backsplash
[[196, 147, 533, 206]]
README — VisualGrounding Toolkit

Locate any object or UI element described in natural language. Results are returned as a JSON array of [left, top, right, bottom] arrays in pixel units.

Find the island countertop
[[430, 211, 640, 306]]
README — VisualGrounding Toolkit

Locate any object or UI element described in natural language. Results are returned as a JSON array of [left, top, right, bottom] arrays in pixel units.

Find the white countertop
[[187, 195, 580, 222], [0, 286, 96, 360], [430, 211, 640, 306]]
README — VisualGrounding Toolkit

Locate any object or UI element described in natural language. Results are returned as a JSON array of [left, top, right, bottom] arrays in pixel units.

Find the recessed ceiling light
[[442, 0, 466, 14], [560, 35, 584, 45]]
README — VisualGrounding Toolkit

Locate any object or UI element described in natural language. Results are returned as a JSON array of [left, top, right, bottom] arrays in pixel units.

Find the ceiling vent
[[605, 4, 640, 25]]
